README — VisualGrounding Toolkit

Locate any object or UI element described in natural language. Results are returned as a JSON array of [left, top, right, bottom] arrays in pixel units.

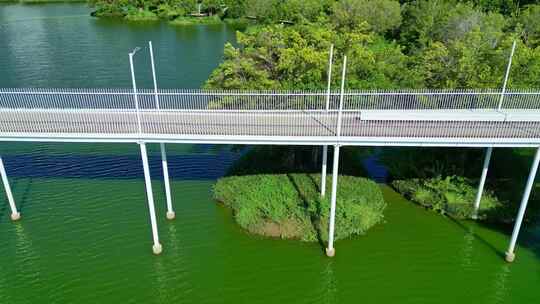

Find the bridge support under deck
[[321, 146, 328, 197], [160, 143, 175, 220], [139, 142, 163, 255], [326, 144, 341, 257], [473, 147, 493, 219], [0, 156, 20, 221], [505, 147, 540, 262]]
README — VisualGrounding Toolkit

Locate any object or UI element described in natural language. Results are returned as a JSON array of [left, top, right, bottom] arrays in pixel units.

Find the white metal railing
[[0, 88, 539, 140]]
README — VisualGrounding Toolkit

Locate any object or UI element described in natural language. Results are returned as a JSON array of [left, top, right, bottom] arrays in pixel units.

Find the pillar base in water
[[471, 213, 478, 220], [10, 212, 21, 221], [153, 243, 163, 255], [505, 251, 515, 263], [325, 248, 335, 257], [166, 211, 176, 220]]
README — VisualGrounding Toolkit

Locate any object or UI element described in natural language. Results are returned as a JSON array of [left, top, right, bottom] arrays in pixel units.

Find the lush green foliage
[[392, 176, 502, 219], [333, 0, 401, 34], [520, 4, 540, 48], [205, 22, 417, 90], [204, 0, 540, 90], [214, 174, 386, 242], [169, 15, 221, 25]]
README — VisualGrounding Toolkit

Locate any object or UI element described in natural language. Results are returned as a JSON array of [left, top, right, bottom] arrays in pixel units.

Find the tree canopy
[[204, 0, 540, 90]]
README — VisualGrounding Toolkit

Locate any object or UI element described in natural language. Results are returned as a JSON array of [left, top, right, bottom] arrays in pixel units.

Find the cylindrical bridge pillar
[[0, 156, 20, 221], [326, 144, 341, 257], [139, 143, 162, 255], [505, 147, 540, 262], [473, 147, 493, 218], [160, 143, 175, 220], [321, 146, 328, 197]]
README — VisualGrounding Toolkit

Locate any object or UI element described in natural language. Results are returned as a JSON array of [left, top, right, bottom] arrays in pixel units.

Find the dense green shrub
[[392, 176, 502, 219], [125, 8, 159, 21], [332, 0, 402, 34], [214, 173, 386, 242], [170, 15, 222, 25], [519, 4, 540, 48]]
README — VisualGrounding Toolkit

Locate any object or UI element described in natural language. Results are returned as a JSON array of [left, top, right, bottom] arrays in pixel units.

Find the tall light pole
[[321, 44, 334, 197], [130, 46, 163, 255], [148, 41, 175, 220]]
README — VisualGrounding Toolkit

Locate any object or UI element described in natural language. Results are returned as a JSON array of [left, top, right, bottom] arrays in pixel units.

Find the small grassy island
[[214, 173, 386, 242], [392, 176, 502, 220]]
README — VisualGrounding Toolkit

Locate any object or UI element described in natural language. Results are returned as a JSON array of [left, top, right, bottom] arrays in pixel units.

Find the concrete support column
[[321, 145, 328, 197], [505, 147, 540, 262], [139, 142, 162, 255], [160, 143, 175, 220], [326, 144, 341, 257], [473, 147, 493, 218], [0, 156, 20, 221]]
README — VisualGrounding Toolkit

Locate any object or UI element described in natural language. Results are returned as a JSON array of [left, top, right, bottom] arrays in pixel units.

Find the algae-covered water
[[0, 4, 539, 303]]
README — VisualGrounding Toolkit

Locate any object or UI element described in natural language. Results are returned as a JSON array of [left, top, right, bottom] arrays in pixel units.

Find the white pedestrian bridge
[[1, 88, 539, 262], [0, 89, 539, 146]]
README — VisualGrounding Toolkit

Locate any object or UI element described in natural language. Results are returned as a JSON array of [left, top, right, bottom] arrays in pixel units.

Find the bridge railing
[[0, 88, 539, 139]]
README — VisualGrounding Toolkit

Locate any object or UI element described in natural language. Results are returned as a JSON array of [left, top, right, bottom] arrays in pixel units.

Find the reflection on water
[[321, 260, 337, 304], [490, 263, 511, 303], [459, 225, 475, 269], [13, 222, 43, 300]]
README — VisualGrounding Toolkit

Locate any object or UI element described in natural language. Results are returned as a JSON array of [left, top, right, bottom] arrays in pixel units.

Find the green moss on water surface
[[213, 173, 386, 242]]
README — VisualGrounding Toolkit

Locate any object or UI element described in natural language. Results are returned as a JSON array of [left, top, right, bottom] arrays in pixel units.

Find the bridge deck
[[0, 108, 539, 145], [1, 89, 539, 146]]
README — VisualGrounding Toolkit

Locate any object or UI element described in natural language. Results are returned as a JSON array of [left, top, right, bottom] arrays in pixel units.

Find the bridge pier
[[320, 146, 328, 197], [473, 147, 493, 219], [0, 156, 20, 221], [139, 142, 163, 255], [505, 147, 540, 262], [160, 143, 175, 220], [326, 144, 341, 257]]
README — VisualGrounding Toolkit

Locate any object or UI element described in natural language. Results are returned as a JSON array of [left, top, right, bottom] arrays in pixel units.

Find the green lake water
[[0, 4, 539, 303]]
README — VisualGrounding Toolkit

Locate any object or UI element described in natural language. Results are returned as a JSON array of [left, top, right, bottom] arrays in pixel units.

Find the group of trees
[[204, 0, 540, 90], [88, 0, 540, 90]]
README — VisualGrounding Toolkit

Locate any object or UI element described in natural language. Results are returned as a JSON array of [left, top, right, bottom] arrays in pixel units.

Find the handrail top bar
[[1, 88, 540, 96]]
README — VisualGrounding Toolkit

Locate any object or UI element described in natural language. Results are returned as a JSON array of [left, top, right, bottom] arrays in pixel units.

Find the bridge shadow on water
[[2, 152, 242, 181], [447, 216, 507, 259], [0, 146, 242, 223]]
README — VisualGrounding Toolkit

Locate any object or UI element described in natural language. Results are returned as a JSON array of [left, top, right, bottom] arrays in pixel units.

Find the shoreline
[[0, 2, 249, 29]]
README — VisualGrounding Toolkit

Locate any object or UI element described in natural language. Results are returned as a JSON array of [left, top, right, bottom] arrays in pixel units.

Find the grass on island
[[213, 173, 386, 243], [169, 15, 222, 26], [392, 176, 503, 220]]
